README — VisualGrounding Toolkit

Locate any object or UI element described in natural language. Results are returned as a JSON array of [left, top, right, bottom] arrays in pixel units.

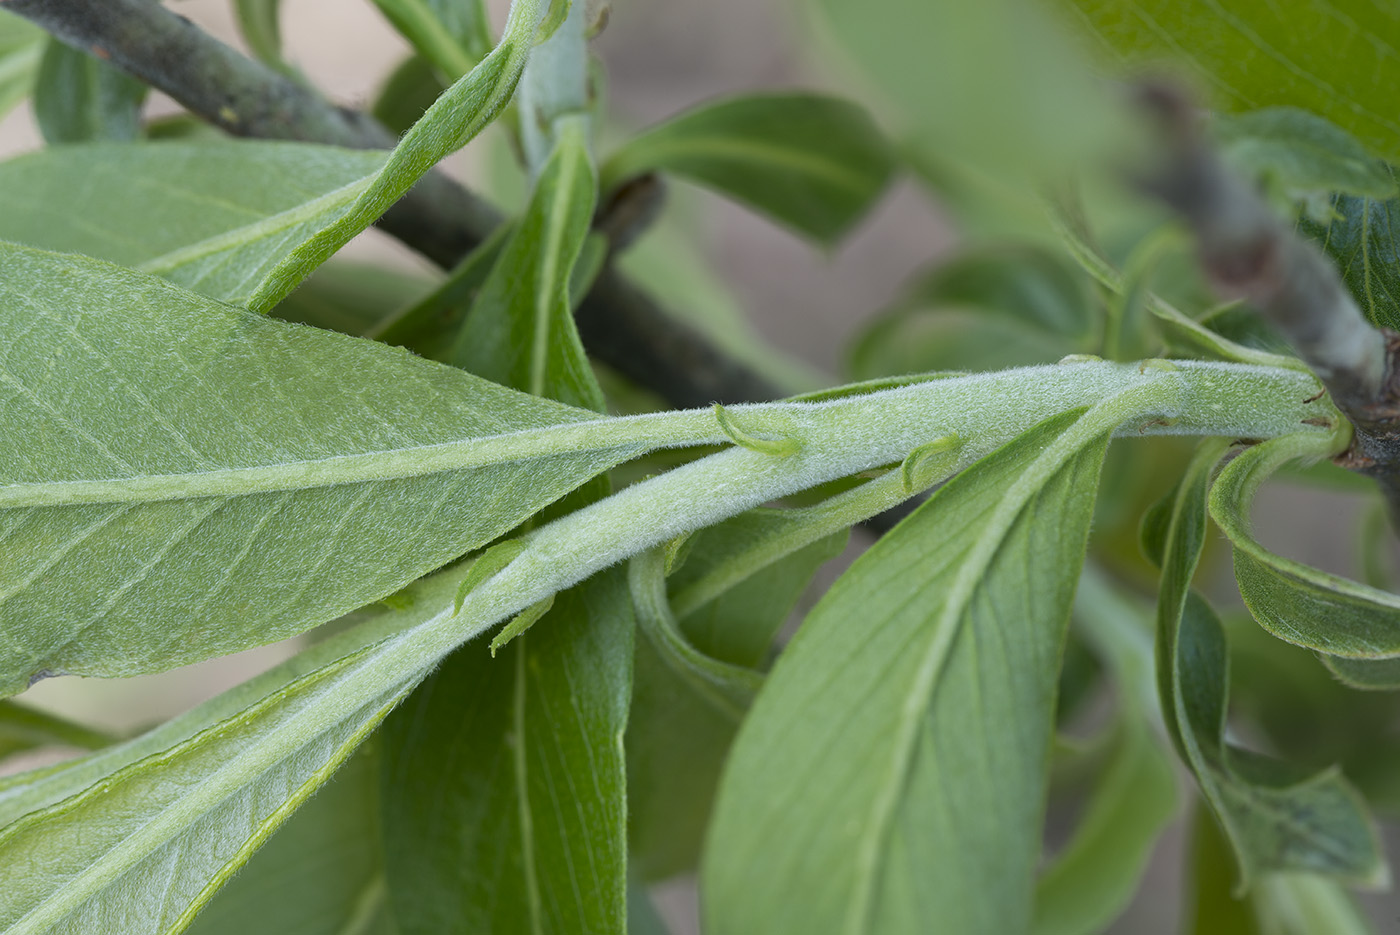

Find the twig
[[1134, 82, 1400, 523], [2, 0, 781, 407]]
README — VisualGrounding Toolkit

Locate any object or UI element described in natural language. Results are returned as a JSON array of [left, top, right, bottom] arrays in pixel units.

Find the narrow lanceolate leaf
[[1214, 109, 1395, 203], [0, 565, 491, 935], [600, 93, 895, 245], [627, 550, 764, 880], [0, 243, 667, 694], [183, 744, 393, 935], [0, 142, 389, 309], [243, 0, 548, 312], [1063, 0, 1400, 161], [380, 568, 634, 935], [1154, 439, 1384, 888], [1209, 433, 1400, 662], [705, 406, 1116, 935], [452, 114, 602, 409], [0, 11, 42, 122], [32, 39, 146, 145], [1298, 167, 1400, 331]]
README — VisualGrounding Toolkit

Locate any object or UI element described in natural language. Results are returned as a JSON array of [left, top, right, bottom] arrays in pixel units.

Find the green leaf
[[704, 406, 1114, 934], [371, 222, 512, 358], [1031, 720, 1177, 935], [5, 0, 542, 313], [1321, 654, 1400, 691], [0, 565, 484, 935], [627, 550, 762, 880], [0, 11, 42, 123], [1063, 0, 1400, 162], [0, 702, 114, 765], [243, 0, 547, 312], [271, 260, 437, 338], [1297, 166, 1400, 331], [0, 243, 669, 693], [1154, 439, 1384, 888], [369, 0, 480, 81], [32, 39, 147, 145], [371, 55, 448, 137], [451, 115, 603, 409], [183, 743, 394, 935], [1187, 806, 1375, 935], [671, 516, 846, 669], [849, 246, 1093, 377], [1210, 434, 1400, 660], [1215, 108, 1396, 202], [600, 93, 896, 245], [0, 141, 389, 308], [378, 567, 634, 935], [232, 0, 289, 74]]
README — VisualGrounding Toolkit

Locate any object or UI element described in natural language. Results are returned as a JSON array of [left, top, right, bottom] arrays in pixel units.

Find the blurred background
[[1, 1, 1395, 933]]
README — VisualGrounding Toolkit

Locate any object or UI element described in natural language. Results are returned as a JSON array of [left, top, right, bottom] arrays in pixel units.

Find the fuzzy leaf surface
[[183, 744, 395, 935], [0, 142, 388, 308], [704, 407, 1112, 935], [0, 568, 478, 935], [1210, 435, 1400, 660], [1155, 440, 1383, 888], [0, 244, 656, 692]]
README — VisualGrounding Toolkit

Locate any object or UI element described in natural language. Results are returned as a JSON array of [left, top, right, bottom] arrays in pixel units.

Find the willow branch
[[2, 0, 781, 407], [1134, 83, 1400, 520]]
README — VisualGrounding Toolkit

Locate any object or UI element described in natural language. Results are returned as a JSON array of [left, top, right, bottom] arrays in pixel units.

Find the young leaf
[[1065, 0, 1400, 161], [0, 142, 389, 308], [182, 744, 393, 935], [627, 550, 763, 879], [243, 0, 547, 312], [378, 568, 635, 935], [0, 11, 42, 122], [600, 93, 896, 245], [1297, 167, 1400, 331], [1214, 108, 1396, 202], [704, 406, 1115, 935], [1154, 439, 1384, 888], [1210, 434, 1400, 660], [451, 115, 603, 409], [0, 244, 674, 693], [32, 39, 147, 145]]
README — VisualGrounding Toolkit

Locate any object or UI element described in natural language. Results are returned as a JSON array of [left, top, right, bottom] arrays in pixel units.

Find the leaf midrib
[[843, 396, 1125, 934], [0, 409, 721, 508]]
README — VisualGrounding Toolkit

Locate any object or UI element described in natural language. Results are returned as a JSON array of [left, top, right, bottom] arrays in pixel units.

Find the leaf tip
[[713, 403, 802, 457]]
